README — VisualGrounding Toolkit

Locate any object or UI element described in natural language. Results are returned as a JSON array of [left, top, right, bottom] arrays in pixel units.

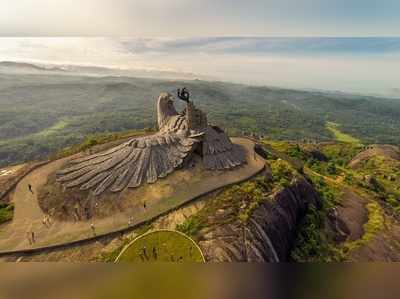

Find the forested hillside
[[1, 73, 400, 167]]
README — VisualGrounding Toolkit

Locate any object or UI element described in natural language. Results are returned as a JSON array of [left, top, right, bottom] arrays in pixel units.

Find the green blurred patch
[[270, 158, 299, 188], [176, 217, 203, 238]]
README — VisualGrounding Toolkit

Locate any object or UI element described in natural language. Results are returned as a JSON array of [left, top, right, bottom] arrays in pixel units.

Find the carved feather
[[57, 132, 197, 195], [202, 126, 245, 170]]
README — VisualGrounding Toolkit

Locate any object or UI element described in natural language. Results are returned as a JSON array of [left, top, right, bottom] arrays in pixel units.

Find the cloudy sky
[[1, 0, 400, 36], [0, 1, 399, 97]]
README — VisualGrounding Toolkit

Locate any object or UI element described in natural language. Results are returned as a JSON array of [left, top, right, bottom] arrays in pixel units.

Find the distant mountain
[[0, 61, 67, 73], [0, 61, 203, 81]]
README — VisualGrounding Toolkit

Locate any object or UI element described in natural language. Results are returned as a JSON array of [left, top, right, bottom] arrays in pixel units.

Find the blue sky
[[0, 0, 400, 36]]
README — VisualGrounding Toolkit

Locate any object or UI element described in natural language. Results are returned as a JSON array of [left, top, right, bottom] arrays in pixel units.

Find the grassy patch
[[270, 159, 299, 188], [363, 202, 385, 242], [351, 155, 400, 214], [264, 141, 309, 162], [326, 122, 361, 144], [320, 142, 362, 166], [115, 230, 204, 262], [176, 175, 273, 238], [291, 206, 344, 262], [0, 202, 14, 224], [35, 120, 69, 137], [98, 223, 152, 262], [176, 217, 203, 238]]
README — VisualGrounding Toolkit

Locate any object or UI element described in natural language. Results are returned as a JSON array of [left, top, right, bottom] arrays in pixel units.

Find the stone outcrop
[[199, 177, 321, 262], [349, 144, 400, 169]]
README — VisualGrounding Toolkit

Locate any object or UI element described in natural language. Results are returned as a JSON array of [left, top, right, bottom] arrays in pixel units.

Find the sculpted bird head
[[157, 92, 178, 129]]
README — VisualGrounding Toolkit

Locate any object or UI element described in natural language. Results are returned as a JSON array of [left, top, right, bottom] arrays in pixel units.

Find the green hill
[[1, 73, 400, 167]]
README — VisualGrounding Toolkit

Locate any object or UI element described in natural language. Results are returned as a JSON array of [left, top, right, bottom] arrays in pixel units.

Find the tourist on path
[[47, 214, 52, 226], [152, 246, 158, 260], [28, 184, 34, 194], [90, 223, 96, 236], [42, 215, 51, 227], [42, 216, 48, 228], [142, 246, 149, 260]]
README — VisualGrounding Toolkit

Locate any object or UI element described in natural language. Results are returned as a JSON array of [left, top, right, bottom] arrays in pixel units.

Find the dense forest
[[1, 73, 400, 167]]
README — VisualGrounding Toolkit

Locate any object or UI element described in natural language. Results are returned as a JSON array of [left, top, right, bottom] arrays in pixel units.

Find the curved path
[[0, 138, 265, 252]]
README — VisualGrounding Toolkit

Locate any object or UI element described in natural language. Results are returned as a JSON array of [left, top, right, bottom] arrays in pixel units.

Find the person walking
[[90, 223, 96, 236], [152, 246, 158, 260], [28, 184, 34, 194], [47, 214, 52, 226], [31, 231, 35, 244], [142, 246, 149, 260], [42, 216, 48, 228]]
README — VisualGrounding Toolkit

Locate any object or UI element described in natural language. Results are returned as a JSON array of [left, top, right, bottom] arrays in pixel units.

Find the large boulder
[[199, 178, 321, 262]]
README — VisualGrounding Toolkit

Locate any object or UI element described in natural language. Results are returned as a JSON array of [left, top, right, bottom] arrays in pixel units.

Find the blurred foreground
[[0, 264, 399, 299]]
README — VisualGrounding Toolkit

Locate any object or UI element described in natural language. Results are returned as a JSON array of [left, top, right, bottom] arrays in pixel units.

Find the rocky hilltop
[[199, 177, 320, 262], [349, 144, 400, 169]]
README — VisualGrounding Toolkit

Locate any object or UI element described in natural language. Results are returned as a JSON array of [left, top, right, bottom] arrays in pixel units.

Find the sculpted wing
[[56, 133, 196, 195], [202, 126, 246, 170]]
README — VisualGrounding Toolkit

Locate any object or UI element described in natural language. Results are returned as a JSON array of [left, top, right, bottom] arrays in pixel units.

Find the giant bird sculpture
[[56, 90, 245, 195]]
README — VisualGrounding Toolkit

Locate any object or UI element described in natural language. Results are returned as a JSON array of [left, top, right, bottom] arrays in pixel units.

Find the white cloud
[[0, 0, 399, 36], [1, 37, 399, 97]]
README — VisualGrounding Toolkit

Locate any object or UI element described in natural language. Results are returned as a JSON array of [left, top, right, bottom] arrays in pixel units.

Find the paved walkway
[[0, 138, 265, 252]]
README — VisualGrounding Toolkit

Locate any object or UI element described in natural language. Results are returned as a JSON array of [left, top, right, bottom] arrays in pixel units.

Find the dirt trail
[[0, 138, 264, 252], [0, 157, 72, 250]]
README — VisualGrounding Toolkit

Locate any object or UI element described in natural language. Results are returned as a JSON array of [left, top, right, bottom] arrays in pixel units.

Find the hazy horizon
[[1, 37, 400, 98]]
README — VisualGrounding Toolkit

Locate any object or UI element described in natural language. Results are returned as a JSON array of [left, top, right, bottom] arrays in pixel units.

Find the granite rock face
[[199, 178, 321, 262]]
